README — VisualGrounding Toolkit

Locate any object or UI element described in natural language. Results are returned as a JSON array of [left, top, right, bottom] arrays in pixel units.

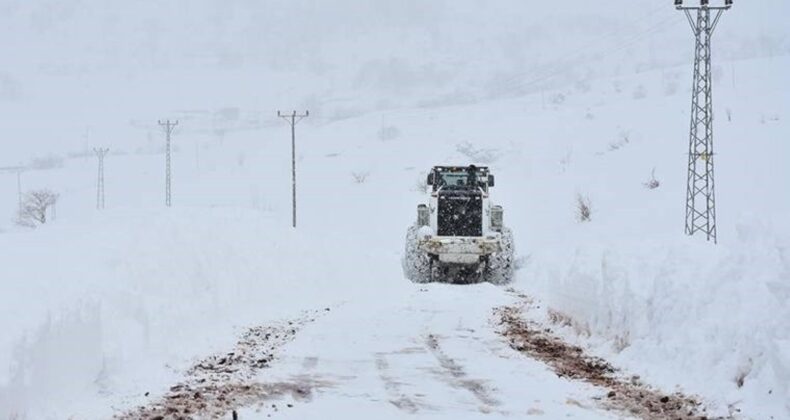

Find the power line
[[501, 5, 668, 85], [158, 119, 179, 207], [277, 110, 309, 228], [676, 0, 732, 244], [498, 8, 679, 96], [94, 148, 109, 210]]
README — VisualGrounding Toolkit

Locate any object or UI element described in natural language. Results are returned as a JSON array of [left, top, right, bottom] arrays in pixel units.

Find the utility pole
[[16, 169, 21, 214], [675, 0, 732, 244], [0, 166, 24, 214], [83, 126, 91, 160], [277, 110, 309, 228], [158, 119, 178, 207], [94, 148, 109, 210]]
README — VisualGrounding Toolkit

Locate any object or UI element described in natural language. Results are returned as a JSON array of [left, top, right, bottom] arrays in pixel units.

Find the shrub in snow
[[643, 168, 660, 190], [712, 64, 724, 83], [575, 78, 591, 94], [576, 194, 592, 223], [548, 309, 590, 337], [632, 84, 647, 100], [213, 128, 227, 144], [17, 189, 59, 228], [551, 93, 566, 105], [559, 150, 572, 173], [351, 171, 370, 184], [215, 106, 240, 122], [456, 141, 499, 164], [608, 131, 630, 152], [377, 125, 401, 141], [662, 71, 681, 96], [413, 173, 430, 193], [0, 72, 22, 100], [663, 79, 678, 96], [758, 113, 780, 124]]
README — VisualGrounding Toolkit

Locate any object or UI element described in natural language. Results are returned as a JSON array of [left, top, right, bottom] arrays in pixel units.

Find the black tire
[[484, 227, 514, 285], [402, 225, 432, 283]]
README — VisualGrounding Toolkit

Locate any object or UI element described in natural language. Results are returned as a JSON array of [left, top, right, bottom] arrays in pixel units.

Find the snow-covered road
[[120, 284, 634, 419], [1, 42, 786, 419]]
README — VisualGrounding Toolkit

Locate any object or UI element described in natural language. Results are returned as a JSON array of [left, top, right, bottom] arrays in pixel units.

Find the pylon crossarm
[[710, 10, 724, 36], [684, 10, 697, 33], [677, 6, 730, 11]]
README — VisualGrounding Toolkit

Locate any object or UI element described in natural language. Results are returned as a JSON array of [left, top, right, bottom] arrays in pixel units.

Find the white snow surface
[[1, 1, 789, 418]]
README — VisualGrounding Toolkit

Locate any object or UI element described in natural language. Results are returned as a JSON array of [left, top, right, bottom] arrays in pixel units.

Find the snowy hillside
[[1, 0, 787, 161], [1, 0, 789, 419]]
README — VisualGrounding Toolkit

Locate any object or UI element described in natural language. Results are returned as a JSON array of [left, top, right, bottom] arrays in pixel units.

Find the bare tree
[[377, 125, 401, 141], [351, 171, 370, 184], [17, 189, 59, 227], [413, 173, 430, 193], [643, 168, 660, 190]]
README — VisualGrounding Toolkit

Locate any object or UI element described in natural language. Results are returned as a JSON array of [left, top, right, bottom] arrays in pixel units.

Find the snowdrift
[[520, 220, 790, 417], [0, 208, 401, 418]]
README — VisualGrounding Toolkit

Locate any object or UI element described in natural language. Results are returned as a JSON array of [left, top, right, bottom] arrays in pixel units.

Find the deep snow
[[1, 0, 789, 418]]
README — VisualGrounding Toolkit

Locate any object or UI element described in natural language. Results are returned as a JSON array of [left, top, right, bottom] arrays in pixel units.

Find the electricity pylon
[[676, 0, 732, 244], [94, 148, 109, 209], [158, 120, 178, 207]]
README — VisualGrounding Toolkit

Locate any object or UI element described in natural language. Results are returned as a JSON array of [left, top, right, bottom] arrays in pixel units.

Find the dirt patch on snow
[[117, 309, 331, 419], [495, 304, 729, 420]]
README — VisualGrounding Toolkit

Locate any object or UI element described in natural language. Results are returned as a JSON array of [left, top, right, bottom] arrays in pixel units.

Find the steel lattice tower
[[158, 120, 178, 207], [94, 148, 109, 209], [676, 0, 731, 243]]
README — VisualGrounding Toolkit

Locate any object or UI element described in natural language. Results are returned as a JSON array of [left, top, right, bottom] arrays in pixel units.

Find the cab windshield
[[440, 172, 470, 187], [436, 170, 486, 191]]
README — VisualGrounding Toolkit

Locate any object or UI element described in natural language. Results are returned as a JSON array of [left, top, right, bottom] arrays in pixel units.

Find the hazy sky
[[0, 0, 787, 161]]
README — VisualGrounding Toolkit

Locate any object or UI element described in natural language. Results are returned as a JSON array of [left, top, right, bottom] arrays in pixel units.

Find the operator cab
[[427, 165, 494, 193]]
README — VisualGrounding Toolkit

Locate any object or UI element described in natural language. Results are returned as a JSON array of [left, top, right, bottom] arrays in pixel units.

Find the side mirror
[[427, 173, 434, 186], [488, 175, 495, 187]]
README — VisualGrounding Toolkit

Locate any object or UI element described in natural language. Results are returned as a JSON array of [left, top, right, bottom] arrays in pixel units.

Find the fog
[[0, 0, 787, 162]]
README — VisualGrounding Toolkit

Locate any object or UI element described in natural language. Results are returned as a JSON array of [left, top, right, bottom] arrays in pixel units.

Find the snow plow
[[403, 165, 514, 284]]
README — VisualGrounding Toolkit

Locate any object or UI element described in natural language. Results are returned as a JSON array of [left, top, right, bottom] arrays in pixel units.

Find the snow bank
[[519, 219, 790, 418], [0, 208, 397, 418]]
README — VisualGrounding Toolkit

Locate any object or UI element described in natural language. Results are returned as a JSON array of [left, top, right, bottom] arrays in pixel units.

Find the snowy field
[[1, 1, 789, 419]]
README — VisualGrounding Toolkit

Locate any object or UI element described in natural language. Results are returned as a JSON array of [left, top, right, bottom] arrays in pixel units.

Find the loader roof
[[428, 165, 493, 192]]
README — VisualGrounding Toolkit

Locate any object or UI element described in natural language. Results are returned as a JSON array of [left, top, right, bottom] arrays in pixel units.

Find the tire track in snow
[[424, 334, 502, 413], [374, 352, 424, 414]]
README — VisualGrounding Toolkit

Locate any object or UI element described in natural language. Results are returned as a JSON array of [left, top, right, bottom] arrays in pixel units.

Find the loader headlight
[[417, 204, 430, 227], [491, 205, 503, 231]]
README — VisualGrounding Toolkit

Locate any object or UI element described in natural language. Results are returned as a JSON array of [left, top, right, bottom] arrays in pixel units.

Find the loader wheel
[[484, 227, 514, 285], [403, 225, 432, 283]]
